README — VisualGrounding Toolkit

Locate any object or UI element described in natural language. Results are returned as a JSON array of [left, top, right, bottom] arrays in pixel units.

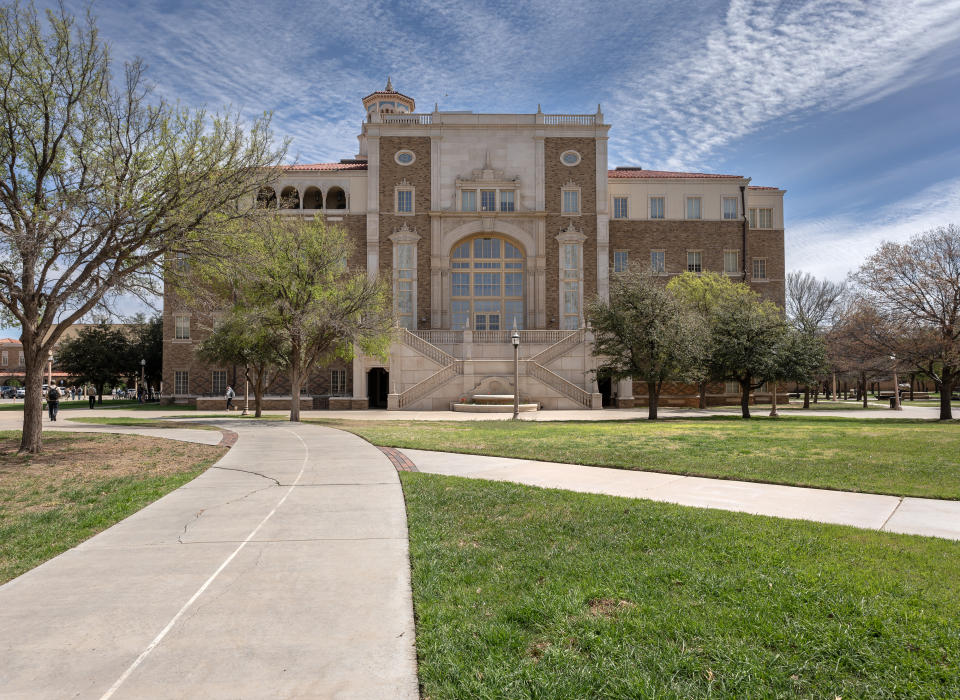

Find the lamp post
[[890, 354, 902, 410], [140, 358, 146, 402], [511, 326, 520, 420]]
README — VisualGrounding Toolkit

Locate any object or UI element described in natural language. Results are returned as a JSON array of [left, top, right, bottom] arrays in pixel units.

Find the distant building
[[163, 81, 785, 409]]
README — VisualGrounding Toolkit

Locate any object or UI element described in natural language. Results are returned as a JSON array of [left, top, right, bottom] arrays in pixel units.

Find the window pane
[[613, 197, 628, 219], [686, 197, 701, 219], [462, 190, 476, 211], [650, 197, 664, 219], [397, 189, 412, 212], [504, 301, 523, 330], [504, 272, 522, 297], [758, 208, 772, 228], [500, 191, 515, 212], [614, 251, 628, 273], [563, 190, 579, 213], [481, 190, 496, 211], [723, 197, 738, 219], [650, 251, 665, 273], [748, 209, 757, 228], [724, 250, 739, 274], [753, 258, 767, 279], [452, 242, 469, 258], [564, 281, 579, 314], [397, 244, 414, 270], [687, 251, 702, 273]]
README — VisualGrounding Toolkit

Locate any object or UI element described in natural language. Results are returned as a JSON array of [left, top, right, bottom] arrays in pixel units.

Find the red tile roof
[[284, 162, 368, 172], [608, 168, 743, 179]]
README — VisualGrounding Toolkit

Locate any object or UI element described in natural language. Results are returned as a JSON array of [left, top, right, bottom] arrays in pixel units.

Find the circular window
[[395, 150, 415, 165], [561, 150, 581, 166]]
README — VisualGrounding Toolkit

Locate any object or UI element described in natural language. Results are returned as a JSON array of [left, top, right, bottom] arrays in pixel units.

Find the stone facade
[[161, 82, 786, 410]]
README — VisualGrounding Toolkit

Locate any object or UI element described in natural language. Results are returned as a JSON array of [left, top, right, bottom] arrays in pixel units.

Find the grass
[[334, 417, 960, 500], [65, 416, 220, 430], [402, 472, 960, 699], [0, 430, 226, 583]]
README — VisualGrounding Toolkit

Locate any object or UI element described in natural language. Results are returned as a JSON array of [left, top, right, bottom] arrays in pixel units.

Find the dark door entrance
[[598, 376, 612, 408], [368, 368, 389, 408]]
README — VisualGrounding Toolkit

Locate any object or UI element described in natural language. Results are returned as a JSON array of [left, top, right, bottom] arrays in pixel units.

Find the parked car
[[0, 386, 15, 398], [15, 387, 25, 399]]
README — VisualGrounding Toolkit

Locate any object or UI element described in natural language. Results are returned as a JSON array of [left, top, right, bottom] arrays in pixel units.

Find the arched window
[[303, 186, 322, 210], [450, 236, 524, 330], [280, 186, 300, 209], [255, 186, 277, 209], [326, 186, 346, 209]]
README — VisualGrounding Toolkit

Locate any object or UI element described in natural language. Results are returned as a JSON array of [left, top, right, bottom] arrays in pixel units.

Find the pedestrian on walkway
[[47, 386, 60, 421], [226, 385, 235, 410]]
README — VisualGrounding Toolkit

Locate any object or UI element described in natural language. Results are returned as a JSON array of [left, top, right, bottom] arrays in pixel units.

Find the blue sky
[[14, 0, 960, 335]]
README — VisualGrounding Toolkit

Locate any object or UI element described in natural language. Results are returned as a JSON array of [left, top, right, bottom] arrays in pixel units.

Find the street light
[[511, 324, 520, 420], [140, 358, 146, 403], [890, 354, 902, 410]]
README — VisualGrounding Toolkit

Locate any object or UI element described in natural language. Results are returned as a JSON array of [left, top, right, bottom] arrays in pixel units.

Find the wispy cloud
[[607, 0, 960, 170], [788, 175, 960, 281]]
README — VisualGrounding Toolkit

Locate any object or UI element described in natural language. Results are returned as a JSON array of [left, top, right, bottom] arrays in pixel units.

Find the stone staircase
[[390, 327, 600, 410]]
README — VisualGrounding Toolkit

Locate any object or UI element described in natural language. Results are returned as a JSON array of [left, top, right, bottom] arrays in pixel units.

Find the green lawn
[[66, 416, 220, 430], [403, 473, 960, 699], [335, 417, 960, 500], [0, 431, 225, 583]]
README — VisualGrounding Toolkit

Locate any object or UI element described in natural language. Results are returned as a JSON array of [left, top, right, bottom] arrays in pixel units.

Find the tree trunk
[[647, 381, 659, 420], [254, 370, 264, 418], [740, 378, 751, 419], [861, 372, 868, 408], [940, 366, 954, 420], [289, 344, 302, 422], [803, 384, 810, 409], [698, 380, 706, 410], [19, 354, 45, 453], [909, 374, 915, 402]]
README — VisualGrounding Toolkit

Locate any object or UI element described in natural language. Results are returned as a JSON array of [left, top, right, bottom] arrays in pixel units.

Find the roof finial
[[385, 76, 393, 91]]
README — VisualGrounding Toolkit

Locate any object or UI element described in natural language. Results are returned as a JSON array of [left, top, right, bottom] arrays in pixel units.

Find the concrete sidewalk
[[399, 448, 960, 541], [0, 422, 418, 699]]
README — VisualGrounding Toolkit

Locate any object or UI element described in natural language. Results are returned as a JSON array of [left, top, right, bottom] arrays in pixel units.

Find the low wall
[[328, 397, 369, 410], [195, 396, 313, 411]]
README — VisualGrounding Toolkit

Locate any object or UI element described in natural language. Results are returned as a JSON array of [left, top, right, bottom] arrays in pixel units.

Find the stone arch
[[255, 186, 277, 209], [326, 186, 346, 209], [440, 219, 535, 259], [279, 186, 300, 209], [303, 186, 323, 210]]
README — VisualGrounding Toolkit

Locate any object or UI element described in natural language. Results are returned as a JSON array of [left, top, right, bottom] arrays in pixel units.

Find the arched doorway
[[597, 376, 612, 407], [367, 367, 389, 408], [450, 236, 524, 330]]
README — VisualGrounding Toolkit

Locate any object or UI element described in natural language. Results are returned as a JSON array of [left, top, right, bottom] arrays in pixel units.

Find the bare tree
[[0, 3, 284, 451], [785, 271, 846, 407], [851, 224, 960, 419], [826, 299, 891, 409]]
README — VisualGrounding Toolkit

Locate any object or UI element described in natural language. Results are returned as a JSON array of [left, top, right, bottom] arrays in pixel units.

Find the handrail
[[382, 114, 432, 125], [529, 328, 585, 366], [398, 328, 457, 366], [397, 361, 462, 409], [527, 361, 591, 407], [543, 114, 596, 125], [412, 330, 463, 345]]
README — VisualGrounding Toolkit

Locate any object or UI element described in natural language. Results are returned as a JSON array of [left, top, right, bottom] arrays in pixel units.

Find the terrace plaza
[[163, 81, 785, 411]]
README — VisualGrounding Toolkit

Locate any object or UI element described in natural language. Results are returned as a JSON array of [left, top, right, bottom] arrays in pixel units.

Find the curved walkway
[[398, 448, 960, 541], [0, 421, 418, 699]]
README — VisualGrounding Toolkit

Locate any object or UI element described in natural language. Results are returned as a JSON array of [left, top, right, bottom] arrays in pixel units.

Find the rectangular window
[[725, 381, 740, 395], [452, 271, 469, 297], [753, 258, 767, 280], [175, 252, 189, 273], [480, 189, 497, 212], [396, 189, 413, 213], [474, 300, 500, 331], [687, 251, 702, 273], [749, 208, 773, 228], [473, 272, 501, 297], [561, 243, 581, 329], [174, 371, 189, 395], [174, 315, 190, 340], [724, 250, 739, 275], [562, 189, 579, 214], [396, 243, 415, 329], [500, 190, 515, 212], [504, 300, 523, 331], [649, 196, 665, 219], [613, 250, 628, 273], [452, 301, 470, 330], [212, 370, 226, 396], [1, 350, 6, 366], [650, 250, 665, 274], [18, 351, 24, 367], [461, 190, 476, 212], [723, 197, 739, 219], [504, 272, 522, 297], [686, 197, 702, 219], [613, 197, 628, 219], [331, 369, 347, 395]]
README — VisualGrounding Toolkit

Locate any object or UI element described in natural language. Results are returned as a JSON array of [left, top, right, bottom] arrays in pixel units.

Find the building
[[162, 81, 785, 410]]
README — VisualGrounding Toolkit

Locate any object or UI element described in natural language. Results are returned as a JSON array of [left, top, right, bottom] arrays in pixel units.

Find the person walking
[[47, 386, 60, 421], [226, 385, 235, 411]]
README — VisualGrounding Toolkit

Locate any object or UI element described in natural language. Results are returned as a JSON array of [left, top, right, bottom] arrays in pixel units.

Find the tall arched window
[[450, 236, 524, 330]]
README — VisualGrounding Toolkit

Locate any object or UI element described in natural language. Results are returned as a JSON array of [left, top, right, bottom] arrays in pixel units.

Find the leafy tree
[[588, 271, 707, 420], [196, 313, 279, 417], [129, 314, 162, 398], [0, 4, 284, 452], [851, 224, 960, 419], [192, 215, 391, 421], [708, 294, 790, 418], [666, 272, 758, 408], [55, 323, 130, 403]]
